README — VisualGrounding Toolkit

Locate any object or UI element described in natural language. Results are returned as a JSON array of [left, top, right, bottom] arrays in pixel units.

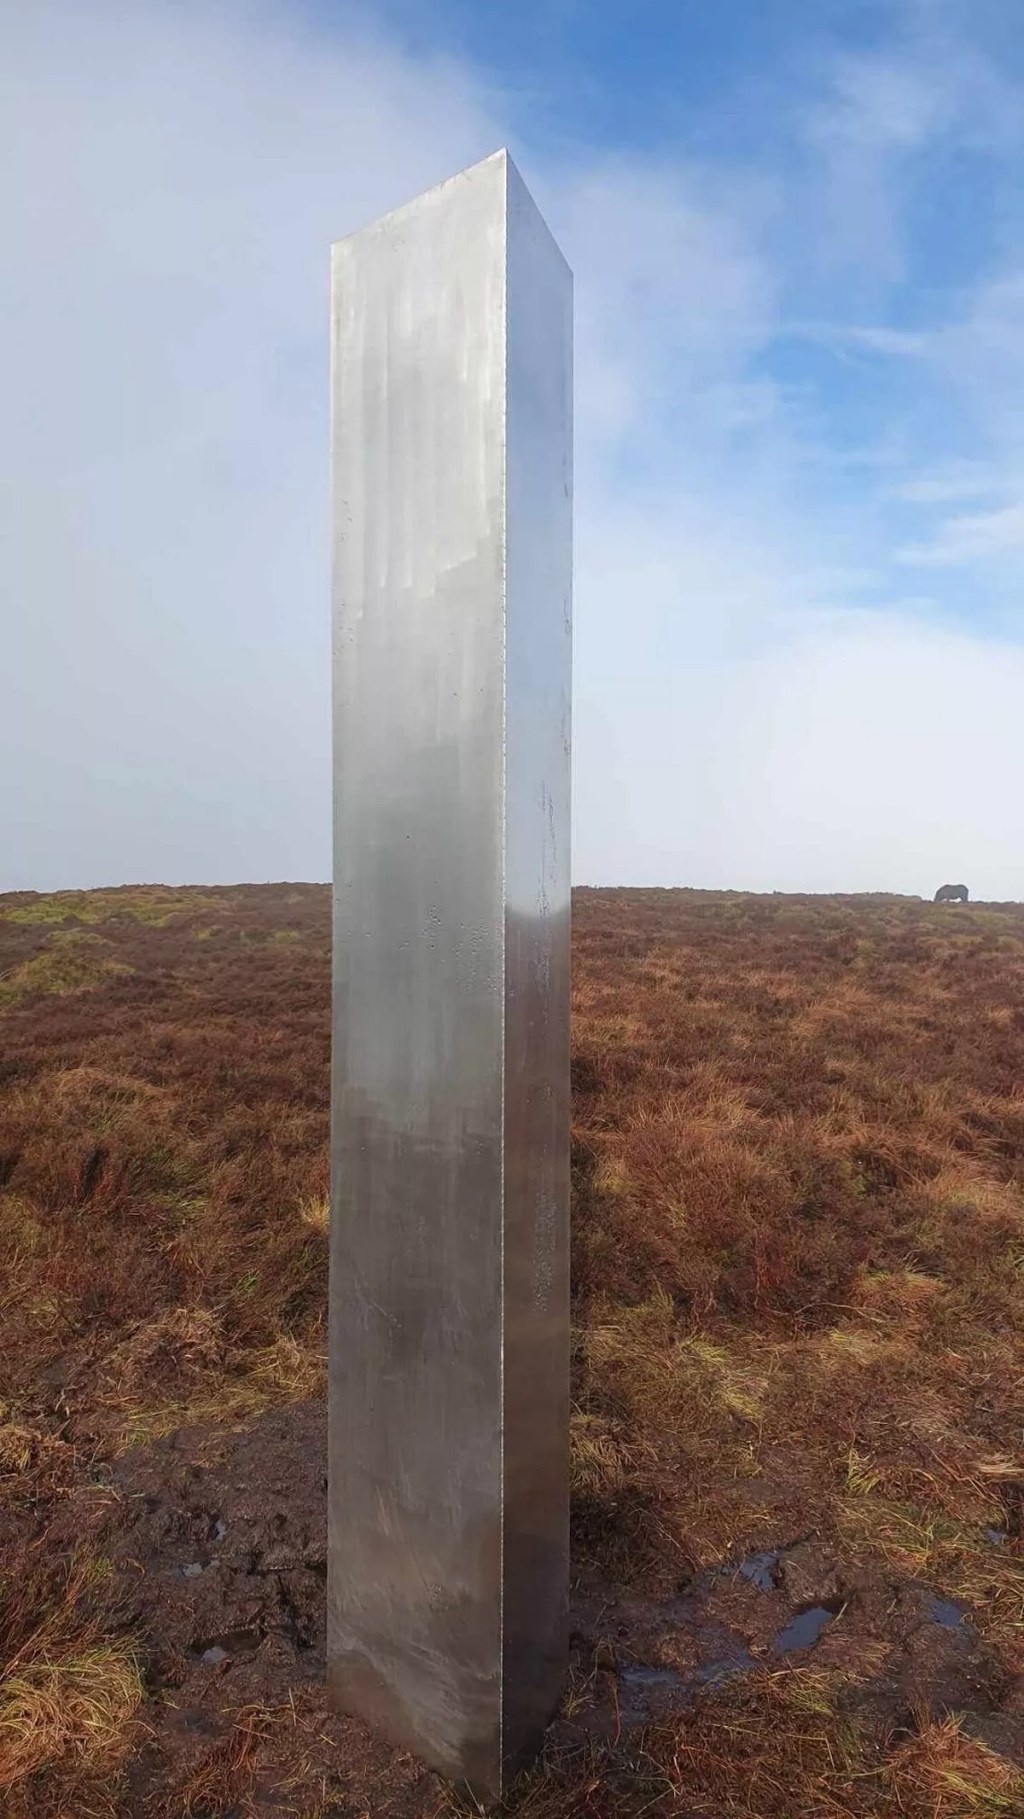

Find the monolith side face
[[328, 150, 572, 1804]]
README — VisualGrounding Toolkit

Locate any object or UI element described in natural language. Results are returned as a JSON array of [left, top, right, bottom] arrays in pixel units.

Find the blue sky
[[4, 0, 1024, 893]]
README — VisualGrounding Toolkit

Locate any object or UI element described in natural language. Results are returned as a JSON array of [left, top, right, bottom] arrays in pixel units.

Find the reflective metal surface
[[328, 151, 572, 1805]]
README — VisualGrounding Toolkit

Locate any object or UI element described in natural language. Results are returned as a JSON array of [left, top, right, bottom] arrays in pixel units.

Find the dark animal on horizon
[[934, 883, 969, 903]]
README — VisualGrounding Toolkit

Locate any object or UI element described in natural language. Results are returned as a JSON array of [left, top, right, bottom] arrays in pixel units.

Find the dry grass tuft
[[0, 1547, 141, 1807], [0, 1642, 141, 1793], [107, 1304, 226, 1388], [884, 1717, 1024, 1816], [298, 1192, 330, 1232]]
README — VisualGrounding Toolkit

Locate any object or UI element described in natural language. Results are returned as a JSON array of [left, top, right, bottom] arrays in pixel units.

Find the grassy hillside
[[2, 885, 1024, 1815]]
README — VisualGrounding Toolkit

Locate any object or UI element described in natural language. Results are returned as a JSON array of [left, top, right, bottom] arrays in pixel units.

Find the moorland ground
[[2, 885, 1024, 1816]]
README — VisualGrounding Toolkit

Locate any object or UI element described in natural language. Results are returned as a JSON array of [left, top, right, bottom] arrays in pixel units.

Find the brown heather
[[1, 883, 1024, 1815]]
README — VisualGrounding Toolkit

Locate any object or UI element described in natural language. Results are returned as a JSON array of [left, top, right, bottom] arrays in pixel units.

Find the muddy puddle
[[47, 1397, 1024, 1809], [771, 1597, 845, 1655], [571, 1534, 1014, 1739], [929, 1596, 967, 1629], [736, 1549, 778, 1592], [191, 1627, 264, 1666]]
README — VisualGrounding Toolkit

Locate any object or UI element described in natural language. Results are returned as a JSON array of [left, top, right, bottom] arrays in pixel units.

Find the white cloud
[[817, 55, 953, 150], [891, 460, 1010, 503], [2, 0, 799, 893], [712, 615, 1024, 901], [794, 18, 1023, 299], [2, 0, 1024, 898], [549, 157, 778, 451], [898, 500, 1024, 566], [577, 613, 1024, 899], [935, 273, 1024, 459], [3, 0, 501, 889], [842, 325, 932, 356], [833, 271, 1024, 454], [800, 52, 956, 282]]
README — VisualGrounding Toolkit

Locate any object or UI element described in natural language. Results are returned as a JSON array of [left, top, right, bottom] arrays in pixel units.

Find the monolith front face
[[328, 151, 572, 1803]]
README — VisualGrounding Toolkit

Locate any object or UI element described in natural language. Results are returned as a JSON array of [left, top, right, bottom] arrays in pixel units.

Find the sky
[[4, 0, 1024, 896]]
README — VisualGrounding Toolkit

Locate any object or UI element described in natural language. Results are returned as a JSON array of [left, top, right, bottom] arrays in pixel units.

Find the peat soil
[[52, 1398, 1024, 1816]]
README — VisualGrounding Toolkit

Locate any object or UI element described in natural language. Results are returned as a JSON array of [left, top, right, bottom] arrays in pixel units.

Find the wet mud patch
[[567, 1536, 1020, 1752], [46, 1402, 1024, 1811], [55, 1400, 448, 1818], [101, 1400, 331, 1680]]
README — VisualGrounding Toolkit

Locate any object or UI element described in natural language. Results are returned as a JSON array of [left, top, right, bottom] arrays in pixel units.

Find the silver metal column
[[328, 150, 572, 1804]]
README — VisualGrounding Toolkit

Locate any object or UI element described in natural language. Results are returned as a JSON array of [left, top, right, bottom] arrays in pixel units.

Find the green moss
[[0, 933, 134, 1003], [2, 892, 119, 927], [1, 889, 225, 928]]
